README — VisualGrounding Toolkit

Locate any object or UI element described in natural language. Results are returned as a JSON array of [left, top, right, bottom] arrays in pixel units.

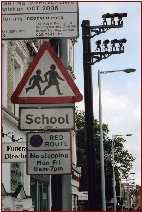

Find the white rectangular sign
[[27, 150, 71, 174], [78, 192, 88, 200], [2, 2, 79, 40], [19, 106, 75, 131], [27, 132, 71, 150], [2, 142, 26, 163]]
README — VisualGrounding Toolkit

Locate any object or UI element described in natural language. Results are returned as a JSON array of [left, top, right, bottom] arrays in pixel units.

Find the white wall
[[2, 110, 30, 195], [2, 41, 8, 107], [2, 163, 11, 192]]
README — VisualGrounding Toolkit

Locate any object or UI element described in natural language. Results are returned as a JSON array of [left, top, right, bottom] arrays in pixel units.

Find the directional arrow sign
[[11, 41, 83, 104]]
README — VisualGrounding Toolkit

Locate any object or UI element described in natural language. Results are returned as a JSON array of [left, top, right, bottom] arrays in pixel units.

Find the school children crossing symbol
[[11, 41, 83, 104], [26, 64, 64, 96]]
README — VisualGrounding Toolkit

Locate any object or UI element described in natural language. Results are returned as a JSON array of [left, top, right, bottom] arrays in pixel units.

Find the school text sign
[[19, 105, 75, 131]]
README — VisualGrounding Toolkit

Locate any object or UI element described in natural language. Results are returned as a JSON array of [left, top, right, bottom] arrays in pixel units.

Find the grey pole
[[112, 135, 117, 210], [98, 70, 106, 210], [59, 38, 72, 210], [47, 175, 52, 210], [127, 180, 130, 209], [98, 69, 135, 211]]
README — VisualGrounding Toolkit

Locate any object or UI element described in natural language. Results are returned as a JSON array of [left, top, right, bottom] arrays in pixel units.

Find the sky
[[74, 2, 141, 186]]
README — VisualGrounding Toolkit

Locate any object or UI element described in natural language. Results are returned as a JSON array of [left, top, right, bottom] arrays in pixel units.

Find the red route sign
[[11, 41, 83, 104]]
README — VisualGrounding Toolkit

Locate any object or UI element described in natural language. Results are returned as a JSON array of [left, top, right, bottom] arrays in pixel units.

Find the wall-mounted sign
[[2, 142, 26, 163], [2, 2, 79, 40]]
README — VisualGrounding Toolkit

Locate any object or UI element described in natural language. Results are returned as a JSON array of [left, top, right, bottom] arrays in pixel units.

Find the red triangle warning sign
[[11, 41, 83, 104]]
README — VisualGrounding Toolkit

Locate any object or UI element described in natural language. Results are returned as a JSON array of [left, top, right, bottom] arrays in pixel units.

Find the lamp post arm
[[99, 69, 136, 74], [100, 70, 123, 74]]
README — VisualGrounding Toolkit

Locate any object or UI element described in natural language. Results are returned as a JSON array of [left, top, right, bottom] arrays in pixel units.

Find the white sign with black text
[[2, 142, 26, 163], [2, 2, 79, 39], [27, 150, 71, 175], [19, 105, 75, 131]]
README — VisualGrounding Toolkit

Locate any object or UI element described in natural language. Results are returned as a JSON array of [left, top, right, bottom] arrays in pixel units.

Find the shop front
[[30, 175, 51, 211]]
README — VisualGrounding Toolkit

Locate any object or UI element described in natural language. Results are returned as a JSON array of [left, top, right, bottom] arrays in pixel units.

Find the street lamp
[[98, 68, 135, 210], [112, 134, 133, 210]]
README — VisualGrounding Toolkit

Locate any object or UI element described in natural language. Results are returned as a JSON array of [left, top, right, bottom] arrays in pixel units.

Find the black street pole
[[82, 20, 97, 210]]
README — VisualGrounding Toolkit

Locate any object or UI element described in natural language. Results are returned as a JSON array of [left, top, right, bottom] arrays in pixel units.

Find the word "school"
[[25, 114, 70, 125]]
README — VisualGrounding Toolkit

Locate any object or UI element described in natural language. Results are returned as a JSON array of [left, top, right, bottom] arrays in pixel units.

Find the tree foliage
[[75, 107, 135, 207]]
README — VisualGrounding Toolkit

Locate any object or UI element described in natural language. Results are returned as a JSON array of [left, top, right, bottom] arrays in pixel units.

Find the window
[[11, 162, 22, 191], [11, 41, 29, 116], [13, 61, 21, 116]]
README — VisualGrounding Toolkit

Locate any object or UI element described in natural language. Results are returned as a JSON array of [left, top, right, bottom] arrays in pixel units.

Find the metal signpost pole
[[59, 38, 72, 210], [82, 20, 97, 210]]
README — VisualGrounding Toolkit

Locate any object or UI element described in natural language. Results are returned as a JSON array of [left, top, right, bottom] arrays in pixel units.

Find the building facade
[[2, 40, 35, 210], [121, 182, 141, 209]]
